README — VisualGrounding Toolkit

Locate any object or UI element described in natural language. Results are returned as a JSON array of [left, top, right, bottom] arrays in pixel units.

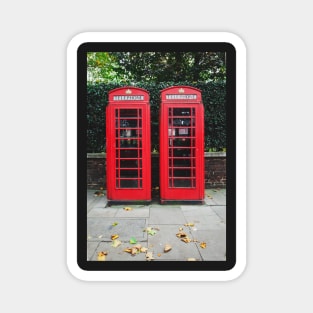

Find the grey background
[[0, 0, 312, 312]]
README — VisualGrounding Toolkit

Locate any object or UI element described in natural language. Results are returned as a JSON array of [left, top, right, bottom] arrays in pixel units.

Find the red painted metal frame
[[159, 86, 204, 202], [106, 87, 151, 201]]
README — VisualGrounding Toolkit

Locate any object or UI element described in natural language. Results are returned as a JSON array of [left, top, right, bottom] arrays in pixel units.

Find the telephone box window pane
[[120, 109, 137, 118], [172, 148, 191, 157], [120, 180, 138, 188], [120, 169, 138, 178], [120, 159, 138, 168], [174, 179, 192, 188], [172, 158, 192, 167], [119, 119, 138, 128], [173, 168, 192, 177], [119, 129, 132, 138], [172, 138, 191, 147], [117, 139, 141, 148], [120, 150, 139, 158], [173, 108, 191, 116]]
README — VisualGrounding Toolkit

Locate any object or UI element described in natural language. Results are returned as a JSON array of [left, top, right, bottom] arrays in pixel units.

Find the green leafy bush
[[87, 81, 226, 153]]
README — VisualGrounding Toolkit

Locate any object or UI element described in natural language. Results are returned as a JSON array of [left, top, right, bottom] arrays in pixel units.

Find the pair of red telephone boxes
[[106, 86, 204, 203]]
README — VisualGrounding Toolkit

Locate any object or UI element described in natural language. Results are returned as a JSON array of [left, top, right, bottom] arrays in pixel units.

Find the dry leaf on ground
[[164, 244, 172, 253], [124, 244, 145, 255], [97, 251, 107, 261], [143, 227, 157, 236], [184, 222, 195, 227], [200, 242, 207, 249], [111, 239, 122, 248], [146, 251, 154, 261], [123, 206, 133, 211], [176, 231, 187, 238], [131, 247, 139, 255], [140, 247, 148, 253], [111, 234, 119, 240], [181, 237, 191, 243], [187, 258, 197, 261]]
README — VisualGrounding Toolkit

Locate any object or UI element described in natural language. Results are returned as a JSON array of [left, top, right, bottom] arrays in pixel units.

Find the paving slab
[[115, 206, 150, 218], [88, 207, 118, 217], [87, 241, 100, 261], [87, 217, 147, 241], [146, 225, 202, 261], [204, 189, 226, 205], [194, 229, 226, 261], [211, 205, 226, 223], [181, 205, 218, 217], [87, 194, 107, 213], [185, 213, 225, 231], [149, 206, 186, 224], [90, 241, 148, 261]]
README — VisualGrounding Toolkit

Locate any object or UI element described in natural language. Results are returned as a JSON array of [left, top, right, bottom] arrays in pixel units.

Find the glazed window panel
[[114, 107, 143, 189], [167, 107, 197, 189]]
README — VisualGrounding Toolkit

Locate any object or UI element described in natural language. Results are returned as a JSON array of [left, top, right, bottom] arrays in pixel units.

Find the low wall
[[87, 152, 226, 190]]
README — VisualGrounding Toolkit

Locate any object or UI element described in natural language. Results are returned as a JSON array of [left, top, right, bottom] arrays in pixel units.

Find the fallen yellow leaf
[[164, 244, 172, 253], [146, 251, 154, 261], [111, 234, 119, 240], [131, 247, 139, 255], [181, 237, 191, 243], [200, 242, 207, 249], [123, 206, 133, 211], [97, 251, 107, 261], [111, 239, 121, 248], [184, 222, 195, 227], [140, 247, 148, 253], [187, 258, 197, 261], [133, 244, 142, 250], [176, 231, 187, 238]]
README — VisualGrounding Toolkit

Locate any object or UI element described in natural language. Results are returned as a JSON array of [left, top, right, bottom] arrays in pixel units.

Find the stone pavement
[[87, 189, 226, 261]]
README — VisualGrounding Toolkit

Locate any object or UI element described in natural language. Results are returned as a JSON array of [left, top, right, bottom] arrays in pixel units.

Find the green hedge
[[87, 81, 226, 153]]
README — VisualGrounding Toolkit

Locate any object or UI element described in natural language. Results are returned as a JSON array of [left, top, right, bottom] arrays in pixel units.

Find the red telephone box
[[106, 87, 151, 201], [159, 86, 204, 203]]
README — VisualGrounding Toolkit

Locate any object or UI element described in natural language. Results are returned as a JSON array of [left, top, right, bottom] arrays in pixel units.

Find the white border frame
[[67, 32, 246, 281]]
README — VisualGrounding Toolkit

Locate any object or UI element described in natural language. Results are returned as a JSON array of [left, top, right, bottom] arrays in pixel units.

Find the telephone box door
[[159, 86, 204, 202], [106, 87, 151, 201]]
